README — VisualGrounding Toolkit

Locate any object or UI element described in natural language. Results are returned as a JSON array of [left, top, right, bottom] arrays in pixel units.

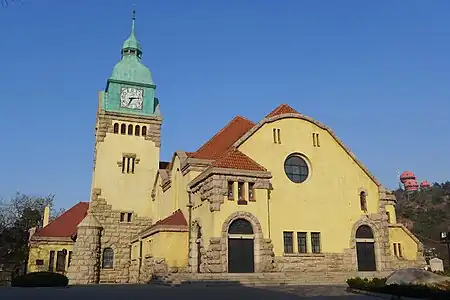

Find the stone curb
[[347, 288, 421, 300]]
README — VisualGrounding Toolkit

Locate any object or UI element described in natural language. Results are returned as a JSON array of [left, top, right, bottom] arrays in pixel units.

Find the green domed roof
[[109, 9, 153, 85]]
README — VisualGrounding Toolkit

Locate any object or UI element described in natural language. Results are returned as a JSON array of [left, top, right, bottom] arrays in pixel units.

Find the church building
[[28, 11, 425, 284]]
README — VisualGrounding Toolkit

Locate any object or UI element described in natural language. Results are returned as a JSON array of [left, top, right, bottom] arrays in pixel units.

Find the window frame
[[284, 154, 310, 183], [311, 232, 321, 254], [297, 232, 308, 253], [102, 247, 114, 269], [283, 231, 294, 254]]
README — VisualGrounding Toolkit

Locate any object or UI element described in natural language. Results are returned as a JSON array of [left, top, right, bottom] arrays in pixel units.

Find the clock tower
[[90, 10, 161, 216]]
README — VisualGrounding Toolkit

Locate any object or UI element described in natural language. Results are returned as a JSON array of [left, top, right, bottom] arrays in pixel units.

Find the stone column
[[67, 212, 103, 285]]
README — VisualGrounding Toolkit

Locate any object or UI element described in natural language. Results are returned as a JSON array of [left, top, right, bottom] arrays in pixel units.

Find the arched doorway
[[356, 225, 377, 271], [228, 219, 255, 273]]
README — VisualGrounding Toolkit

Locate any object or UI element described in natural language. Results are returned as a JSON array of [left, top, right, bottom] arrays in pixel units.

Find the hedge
[[346, 277, 450, 299], [11, 272, 68, 287]]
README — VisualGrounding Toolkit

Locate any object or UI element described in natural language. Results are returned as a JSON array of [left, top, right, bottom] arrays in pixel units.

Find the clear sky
[[0, 0, 449, 209]]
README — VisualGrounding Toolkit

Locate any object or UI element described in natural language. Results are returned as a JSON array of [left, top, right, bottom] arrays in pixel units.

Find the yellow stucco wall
[[92, 120, 159, 216], [385, 204, 397, 224], [237, 117, 380, 255], [134, 231, 188, 268], [388, 226, 418, 260], [27, 243, 73, 273]]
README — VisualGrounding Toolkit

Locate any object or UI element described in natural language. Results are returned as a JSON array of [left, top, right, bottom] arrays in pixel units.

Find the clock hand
[[127, 97, 138, 106]]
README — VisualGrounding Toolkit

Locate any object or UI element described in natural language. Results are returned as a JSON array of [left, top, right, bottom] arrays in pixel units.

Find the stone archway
[[350, 217, 387, 272], [221, 211, 265, 273], [355, 225, 376, 271], [227, 219, 255, 273]]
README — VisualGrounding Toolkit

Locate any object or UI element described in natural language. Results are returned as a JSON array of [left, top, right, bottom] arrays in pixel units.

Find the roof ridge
[[193, 115, 254, 155]]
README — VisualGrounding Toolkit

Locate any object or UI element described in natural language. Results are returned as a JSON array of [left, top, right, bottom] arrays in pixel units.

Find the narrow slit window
[[48, 250, 55, 272], [227, 181, 234, 200], [312, 133, 316, 147], [398, 243, 403, 257], [273, 128, 277, 143], [248, 182, 255, 201], [393, 243, 398, 257], [311, 232, 321, 253], [127, 213, 132, 223], [297, 232, 307, 253], [113, 123, 119, 134], [122, 157, 126, 173], [283, 231, 294, 253], [68, 251, 73, 267], [135, 125, 140, 136], [238, 182, 245, 201], [316, 133, 320, 147], [277, 129, 281, 144], [386, 212, 391, 223], [120, 124, 126, 134], [127, 157, 131, 173], [142, 126, 147, 136], [128, 124, 133, 135], [131, 157, 136, 173], [120, 212, 125, 222]]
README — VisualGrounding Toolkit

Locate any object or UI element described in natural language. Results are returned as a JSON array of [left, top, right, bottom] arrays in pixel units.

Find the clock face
[[120, 87, 144, 110]]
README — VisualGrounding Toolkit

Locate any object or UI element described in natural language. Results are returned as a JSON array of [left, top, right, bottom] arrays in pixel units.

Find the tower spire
[[121, 6, 142, 57]]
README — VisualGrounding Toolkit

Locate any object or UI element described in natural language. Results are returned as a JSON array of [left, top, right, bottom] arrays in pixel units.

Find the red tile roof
[[34, 202, 89, 238], [266, 104, 299, 118], [212, 147, 266, 171], [191, 116, 255, 160], [149, 209, 187, 228]]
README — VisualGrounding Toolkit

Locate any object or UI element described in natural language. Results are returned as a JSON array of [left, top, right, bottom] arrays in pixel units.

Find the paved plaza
[[0, 284, 379, 299]]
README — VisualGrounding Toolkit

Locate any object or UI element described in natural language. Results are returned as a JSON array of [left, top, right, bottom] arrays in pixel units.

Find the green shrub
[[11, 272, 68, 287], [346, 276, 450, 299]]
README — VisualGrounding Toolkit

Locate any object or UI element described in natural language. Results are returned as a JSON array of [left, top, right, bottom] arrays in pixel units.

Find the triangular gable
[[266, 104, 300, 118]]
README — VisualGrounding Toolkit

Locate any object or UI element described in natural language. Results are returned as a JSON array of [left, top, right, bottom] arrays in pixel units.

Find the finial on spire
[[132, 5, 136, 20]]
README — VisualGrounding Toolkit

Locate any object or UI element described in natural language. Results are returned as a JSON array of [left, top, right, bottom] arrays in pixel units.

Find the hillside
[[395, 181, 450, 263]]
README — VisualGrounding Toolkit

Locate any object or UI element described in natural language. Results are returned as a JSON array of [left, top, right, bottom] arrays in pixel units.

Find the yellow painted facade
[[388, 226, 418, 260], [27, 242, 73, 274], [91, 119, 160, 216]]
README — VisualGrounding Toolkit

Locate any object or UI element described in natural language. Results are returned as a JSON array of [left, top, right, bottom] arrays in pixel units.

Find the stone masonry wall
[[90, 189, 151, 283]]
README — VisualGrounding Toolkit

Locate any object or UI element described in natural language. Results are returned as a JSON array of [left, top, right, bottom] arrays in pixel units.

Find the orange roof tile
[[34, 202, 89, 238], [191, 116, 255, 160], [266, 104, 299, 118], [212, 147, 266, 171]]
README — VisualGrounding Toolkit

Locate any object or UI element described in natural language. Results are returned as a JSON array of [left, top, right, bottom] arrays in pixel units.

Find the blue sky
[[0, 0, 449, 209]]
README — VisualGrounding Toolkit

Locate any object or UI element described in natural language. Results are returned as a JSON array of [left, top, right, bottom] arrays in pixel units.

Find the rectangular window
[[238, 182, 245, 201], [316, 133, 320, 147], [386, 212, 391, 223], [273, 128, 277, 143], [398, 243, 403, 257], [121, 157, 126, 173], [297, 232, 307, 253], [120, 212, 125, 222], [48, 250, 55, 272], [277, 129, 281, 144], [312, 133, 320, 147], [68, 251, 73, 267], [393, 243, 398, 257], [312, 133, 316, 147], [122, 155, 136, 174], [56, 251, 66, 272], [283, 231, 294, 253], [35, 259, 44, 266], [227, 181, 234, 200], [311, 232, 321, 253], [248, 182, 255, 201], [127, 212, 132, 223]]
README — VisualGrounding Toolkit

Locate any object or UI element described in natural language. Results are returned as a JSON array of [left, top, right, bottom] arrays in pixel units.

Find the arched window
[[102, 247, 114, 269], [128, 124, 133, 135], [113, 123, 119, 134], [356, 225, 374, 239], [228, 219, 253, 234], [284, 154, 309, 183], [135, 125, 140, 136], [360, 191, 368, 211], [142, 126, 147, 137], [120, 124, 126, 135]]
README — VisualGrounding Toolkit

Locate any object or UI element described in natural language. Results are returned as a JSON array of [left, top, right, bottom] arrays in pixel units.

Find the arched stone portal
[[227, 218, 255, 273], [355, 225, 377, 271]]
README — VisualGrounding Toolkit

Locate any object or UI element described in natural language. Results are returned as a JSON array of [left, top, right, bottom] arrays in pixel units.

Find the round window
[[284, 155, 309, 183]]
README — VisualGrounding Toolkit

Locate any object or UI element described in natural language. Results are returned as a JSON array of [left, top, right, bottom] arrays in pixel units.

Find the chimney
[[43, 206, 50, 227]]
